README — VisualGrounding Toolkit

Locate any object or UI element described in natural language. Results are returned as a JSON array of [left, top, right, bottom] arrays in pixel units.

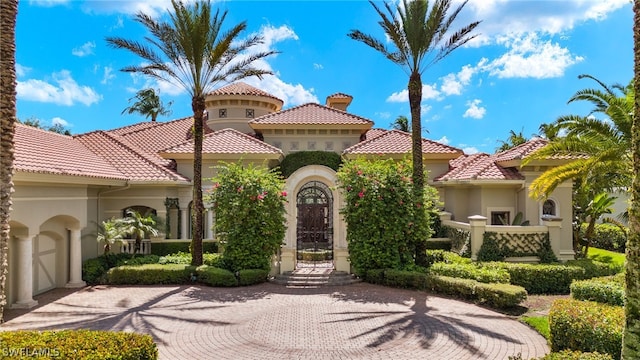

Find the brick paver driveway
[[2, 283, 548, 360]]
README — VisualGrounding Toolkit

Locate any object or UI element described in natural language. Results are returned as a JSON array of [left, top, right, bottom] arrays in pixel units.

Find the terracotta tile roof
[[435, 153, 524, 181], [327, 93, 353, 99], [343, 129, 462, 156], [14, 124, 127, 180], [75, 130, 190, 182], [364, 128, 388, 140], [249, 103, 373, 126], [493, 138, 550, 162], [161, 128, 283, 155], [208, 82, 283, 103]]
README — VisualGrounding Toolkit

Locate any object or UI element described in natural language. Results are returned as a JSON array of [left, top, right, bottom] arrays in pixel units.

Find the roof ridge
[[108, 116, 193, 137], [249, 102, 374, 125], [216, 128, 284, 153], [17, 123, 72, 138]]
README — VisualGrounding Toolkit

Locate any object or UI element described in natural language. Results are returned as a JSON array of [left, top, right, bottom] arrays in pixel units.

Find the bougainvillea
[[206, 162, 287, 272], [336, 157, 439, 275]]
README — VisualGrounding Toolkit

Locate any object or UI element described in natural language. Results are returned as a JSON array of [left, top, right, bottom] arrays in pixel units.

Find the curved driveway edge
[[2, 283, 549, 360]]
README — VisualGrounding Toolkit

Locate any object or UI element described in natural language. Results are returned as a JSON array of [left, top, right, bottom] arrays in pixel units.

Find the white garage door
[[34, 235, 57, 294]]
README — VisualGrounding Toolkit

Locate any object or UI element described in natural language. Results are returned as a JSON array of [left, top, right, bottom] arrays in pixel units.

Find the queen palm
[[348, 0, 479, 195], [392, 115, 410, 132], [122, 88, 173, 122], [527, 75, 633, 200], [0, 0, 18, 322], [117, 209, 159, 254], [623, 1, 640, 357], [107, 0, 275, 265]]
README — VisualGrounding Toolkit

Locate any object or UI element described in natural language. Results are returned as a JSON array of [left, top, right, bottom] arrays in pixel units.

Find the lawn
[[587, 247, 625, 268], [521, 316, 550, 340]]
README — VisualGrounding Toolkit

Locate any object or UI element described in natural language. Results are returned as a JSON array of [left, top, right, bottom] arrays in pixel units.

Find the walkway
[[2, 283, 549, 360]]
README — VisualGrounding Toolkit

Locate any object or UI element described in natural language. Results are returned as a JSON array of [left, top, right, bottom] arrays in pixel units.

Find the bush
[[83, 254, 160, 285], [425, 238, 452, 251], [509, 350, 613, 360], [0, 330, 157, 359], [195, 265, 238, 287], [278, 151, 342, 178], [570, 273, 625, 306], [580, 223, 627, 253], [484, 262, 585, 294], [363, 269, 386, 285], [425, 250, 472, 266], [383, 269, 429, 290], [549, 299, 623, 359], [237, 269, 269, 286], [150, 241, 218, 256], [207, 162, 287, 272], [426, 274, 527, 309], [429, 262, 510, 284], [566, 259, 622, 279], [106, 264, 195, 285]]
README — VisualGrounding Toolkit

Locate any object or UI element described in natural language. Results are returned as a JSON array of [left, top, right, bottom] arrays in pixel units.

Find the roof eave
[[13, 171, 128, 186]]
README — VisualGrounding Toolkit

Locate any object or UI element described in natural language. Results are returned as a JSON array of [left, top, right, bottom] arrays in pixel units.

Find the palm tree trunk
[[408, 71, 427, 266], [191, 96, 205, 266], [623, 1, 640, 357], [0, 0, 18, 323]]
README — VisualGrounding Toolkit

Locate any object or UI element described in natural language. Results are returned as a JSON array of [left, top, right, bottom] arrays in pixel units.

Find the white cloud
[[29, 0, 69, 7], [386, 84, 440, 102], [375, 111, 391, 119], [421, 104, 432, 115], [440, 64, 477, 96], [51, 117, 70, 127], [101, 66, 115, 85], [462, 146, 480, 154], [244, 77, 318, 107], [313, 63, 324, 70], [15, 64, 31, 77], [482, 33, 583, 79], [437, 136, 450, 145], [72, 41, 96, 57], [463, 99, 486, 119], [17, 70, 102, 106]]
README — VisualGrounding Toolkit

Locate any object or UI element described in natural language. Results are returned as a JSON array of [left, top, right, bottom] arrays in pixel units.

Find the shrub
[[83, 257, 109, 285], [158, 251, 191, 264], [195, 265, 238, 287], [425, 238, 452, 250], [278, 151, 342, 178], [484, 263, 585, 294], [566, 259, 622, 279], [509, 350, 613, 360], [570, 274, 625, 306], [425, 250, 472, 267], [337, 158, 439, 274], [426, 274, 527, 308], [237, 269, 269, 286], [150, 241, 218, 256], [0, 330, 157, 360], [106, 264, 194, 285], [207, 162, 287, 272], [580, 223, 627, 253], [429, 262, 510, 283], [363, 269, 386, 285], [549, 299, 623, 359], [383, 269, 429, 290]]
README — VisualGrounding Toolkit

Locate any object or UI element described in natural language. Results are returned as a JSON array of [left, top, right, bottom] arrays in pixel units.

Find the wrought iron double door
[[296, 181, 333, 262]]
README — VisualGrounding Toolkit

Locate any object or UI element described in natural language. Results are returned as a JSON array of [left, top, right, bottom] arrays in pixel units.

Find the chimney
[[326, 93, 353, 111]]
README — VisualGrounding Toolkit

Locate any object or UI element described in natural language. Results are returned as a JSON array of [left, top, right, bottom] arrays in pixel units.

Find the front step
[[271, 269, 361, 287]]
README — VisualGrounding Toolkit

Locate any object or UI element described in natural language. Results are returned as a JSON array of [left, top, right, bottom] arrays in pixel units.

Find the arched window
[[542, 199, 556, 216]]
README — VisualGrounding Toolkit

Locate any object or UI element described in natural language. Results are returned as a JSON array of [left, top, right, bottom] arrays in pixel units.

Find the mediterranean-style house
[[9, 82, 574, 308]]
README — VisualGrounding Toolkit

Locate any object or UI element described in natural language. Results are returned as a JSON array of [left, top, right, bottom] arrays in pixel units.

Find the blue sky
[[15, 0, 632, 154]]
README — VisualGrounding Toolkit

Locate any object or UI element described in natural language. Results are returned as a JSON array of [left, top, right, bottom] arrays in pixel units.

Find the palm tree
[[623, 1, 640, 357], [122, 88, 173, 122], [392, 115, 410, 132], [496, 129, 527, 153], [107, 0, 275, 265], [580, 192, 616, 256], [527, 75, 633, 200], [348, 0, 479, 195], [117, 209, 158, 254], [0, 0, 18, 322], [96, 218, 126, 254]]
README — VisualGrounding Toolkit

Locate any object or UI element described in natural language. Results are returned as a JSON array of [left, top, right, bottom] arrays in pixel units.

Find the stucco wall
[[263, 134, 360, 155]]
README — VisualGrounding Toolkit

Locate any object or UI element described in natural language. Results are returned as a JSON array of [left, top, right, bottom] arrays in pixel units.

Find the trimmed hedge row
[[510, 350, 614, 360], [579, 223, 627, 253], [195, 265, 237, 287], [0, 330, 157, 359], [83, 254, 161, 285], [158, 252, 222, 267], [237, 269, 270, 286], [429, 262, 510, 284], [570, 273, 625, 306], [105, 264, 268, 287], [149, 241, 218, 256], [483, 262, 586, 294], [566, 259, 622, 279], [426, 250, 472, 266], [549, 299, 623, 360]]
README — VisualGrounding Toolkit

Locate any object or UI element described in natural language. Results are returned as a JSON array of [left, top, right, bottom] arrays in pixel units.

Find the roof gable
[[249, 103, 373, 127], [343, 129, 462, 158], [160, 128, 283, 157], [208, 82, 283, 103]]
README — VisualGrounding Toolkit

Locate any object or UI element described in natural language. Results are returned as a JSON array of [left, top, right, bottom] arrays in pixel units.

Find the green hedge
[[83, 254, 160, 285], [0, 330, 157, 359], [549, 299, 623, 359], [383, 269, 430, 290], [237, 269, 269, 286], [429, 262, 510, 284], [195, 265, 238, 287], [565, 259, 622, 279], [425, 250, 472, 266], [158, 252, 222, 267], [484, 262, 585, 294], [509, 350, 614, 360], [425, 238, 452, 251], [570, 274, 625, 306], [106, 264, 195, 285], [427, 274, 527, 309], [278, 151, 342, 178], [150, 241, 218, 256], [580, 223, 627, 253]]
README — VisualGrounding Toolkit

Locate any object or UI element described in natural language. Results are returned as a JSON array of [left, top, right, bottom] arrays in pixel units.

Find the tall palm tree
[[107, 0, 275, 265], [0, 0, 18, 323], [527, 75, 633, 200], [122, 88, 173, 122], [348, 0, 479, 195], [623, 1, 640, 357], [392, 115, 410, 132], [496, 129, 527, 153]]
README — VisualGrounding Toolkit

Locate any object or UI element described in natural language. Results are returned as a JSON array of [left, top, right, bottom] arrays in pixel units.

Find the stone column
[[468, 215, 487, 260], [180, 206, 189, 240], [11, 235, 38, 309], [542, 215, 572, 261], [66, 228, 86, 288]]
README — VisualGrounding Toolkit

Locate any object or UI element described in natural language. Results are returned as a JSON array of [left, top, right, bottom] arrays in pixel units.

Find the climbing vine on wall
[[442, 225, 471, 258], [477, 231, 557, 263]]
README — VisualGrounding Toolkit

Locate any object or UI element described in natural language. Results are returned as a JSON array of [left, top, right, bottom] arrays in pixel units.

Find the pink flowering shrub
[[206, 162, 287, 272], [336, 158, 439, 274]]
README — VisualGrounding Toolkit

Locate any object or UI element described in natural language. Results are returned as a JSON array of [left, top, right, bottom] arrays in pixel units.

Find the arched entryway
[[296, 181, 333, 268]]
